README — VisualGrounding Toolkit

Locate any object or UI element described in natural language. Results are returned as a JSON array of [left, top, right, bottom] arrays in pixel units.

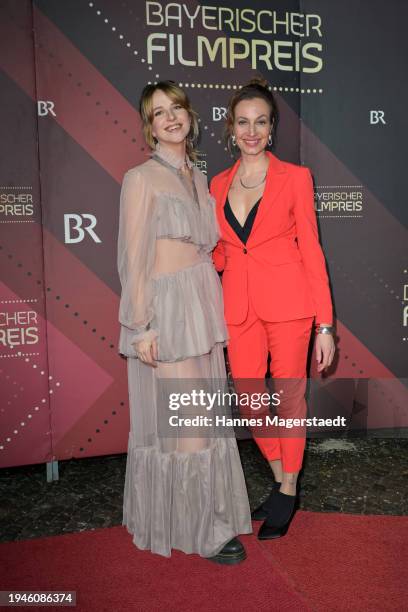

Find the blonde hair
[[139, 81, 199, 161]]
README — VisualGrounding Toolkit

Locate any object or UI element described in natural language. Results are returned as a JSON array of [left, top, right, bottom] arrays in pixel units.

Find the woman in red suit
[[210, 78, 335, 540]]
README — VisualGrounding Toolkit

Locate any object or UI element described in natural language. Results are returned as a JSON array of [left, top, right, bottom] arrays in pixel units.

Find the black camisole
[[224, 197, 261, 245]]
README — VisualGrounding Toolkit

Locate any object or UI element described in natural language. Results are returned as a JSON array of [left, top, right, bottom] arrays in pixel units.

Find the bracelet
[[315, 325, 334, 335]]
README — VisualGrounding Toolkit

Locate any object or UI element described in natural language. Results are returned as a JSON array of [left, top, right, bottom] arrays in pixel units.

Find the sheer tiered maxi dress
[[118, 149, 252, 558]]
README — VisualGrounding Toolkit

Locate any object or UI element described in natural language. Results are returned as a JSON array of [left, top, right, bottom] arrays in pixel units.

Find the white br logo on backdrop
[[403, 283, 408, 329], [37, 101, 56, 117], [212, 107, 227, 121], [64, 214, 101, 244], [370, 110, 386, 125]]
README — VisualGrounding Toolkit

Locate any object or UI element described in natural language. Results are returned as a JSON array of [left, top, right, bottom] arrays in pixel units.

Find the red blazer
[[210, 151, 333, 326]]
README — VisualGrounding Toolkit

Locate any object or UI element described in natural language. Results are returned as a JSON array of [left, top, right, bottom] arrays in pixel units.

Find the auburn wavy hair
[[224, 77, 279, 153]]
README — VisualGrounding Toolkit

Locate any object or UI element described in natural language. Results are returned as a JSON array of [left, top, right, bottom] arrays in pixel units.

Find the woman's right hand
[[133, 337, 158, 367]]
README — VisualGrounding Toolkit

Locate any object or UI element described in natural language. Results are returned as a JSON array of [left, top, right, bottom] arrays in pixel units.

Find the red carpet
[[0, 527, 309, 612], [257, 511, 408, 612], [1, 511, 406, 611]]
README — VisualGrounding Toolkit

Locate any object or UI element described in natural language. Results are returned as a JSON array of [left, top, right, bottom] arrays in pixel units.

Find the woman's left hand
[[315, 333, 335, 372]]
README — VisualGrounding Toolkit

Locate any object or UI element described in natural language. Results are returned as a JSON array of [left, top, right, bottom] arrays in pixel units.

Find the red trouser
[[227, 299, 313, 473]]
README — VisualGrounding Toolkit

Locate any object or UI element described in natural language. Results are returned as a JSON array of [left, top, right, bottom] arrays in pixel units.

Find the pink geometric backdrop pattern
[[1, 0, 407, 468]]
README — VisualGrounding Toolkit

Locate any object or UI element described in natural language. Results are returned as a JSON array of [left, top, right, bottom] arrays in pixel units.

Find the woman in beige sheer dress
[[118, 81, 252, 563]]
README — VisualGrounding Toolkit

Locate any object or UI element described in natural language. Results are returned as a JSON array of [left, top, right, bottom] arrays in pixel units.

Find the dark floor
[[0, 437, 407, 543]]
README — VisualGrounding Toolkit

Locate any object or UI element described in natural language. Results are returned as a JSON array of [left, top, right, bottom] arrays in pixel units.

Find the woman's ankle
[[279, 482, 296, 496]]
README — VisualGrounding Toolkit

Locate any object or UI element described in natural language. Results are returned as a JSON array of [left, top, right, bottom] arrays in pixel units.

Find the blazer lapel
[[216, 151, 289, 246], [248, 151, 289, 240], [217, 158, 243, 245]]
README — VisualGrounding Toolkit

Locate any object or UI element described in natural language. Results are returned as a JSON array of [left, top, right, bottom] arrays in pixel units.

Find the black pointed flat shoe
[[206, 537, 247, 565], [251, 481, 282, 521]]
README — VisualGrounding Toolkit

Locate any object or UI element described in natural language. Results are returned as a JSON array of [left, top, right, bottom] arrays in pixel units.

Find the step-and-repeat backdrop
[[1, 0, 407, 468]]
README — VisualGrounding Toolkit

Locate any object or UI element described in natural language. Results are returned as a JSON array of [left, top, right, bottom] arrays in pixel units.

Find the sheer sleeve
[[117, 168, 158, 348]]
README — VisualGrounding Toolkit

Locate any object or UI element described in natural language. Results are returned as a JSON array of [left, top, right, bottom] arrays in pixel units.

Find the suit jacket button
[[243, 248, 247, 254]]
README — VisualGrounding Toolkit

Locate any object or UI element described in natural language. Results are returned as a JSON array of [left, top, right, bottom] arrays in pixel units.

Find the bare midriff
[[152, 238, 204, 276]]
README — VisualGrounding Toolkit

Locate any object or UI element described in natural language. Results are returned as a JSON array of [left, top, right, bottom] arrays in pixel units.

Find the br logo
[[64, 214, 101, 244], [212, 107, 227, 121], [37, 101, 56, 117], [404, 285, 408, 327], [370, 110, 386, 125]]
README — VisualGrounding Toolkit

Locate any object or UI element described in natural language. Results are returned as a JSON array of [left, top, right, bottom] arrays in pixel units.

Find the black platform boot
[[206, 538, 247, 565]]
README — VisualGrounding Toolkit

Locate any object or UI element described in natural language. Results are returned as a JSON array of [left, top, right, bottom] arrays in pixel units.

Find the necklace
[[239, 172, 267, 189]]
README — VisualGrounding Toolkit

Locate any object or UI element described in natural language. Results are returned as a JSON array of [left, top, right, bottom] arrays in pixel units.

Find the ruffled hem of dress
[[122, 436, 252, 558], [150, 260, 228, 362], [118, 336, 227, 361], [119, 260, 228, 361]]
